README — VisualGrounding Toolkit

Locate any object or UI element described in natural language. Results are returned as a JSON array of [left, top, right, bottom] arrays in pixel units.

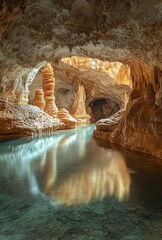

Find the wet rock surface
[[94, 67, 162, 159], [0, 1, 162, 155], [0, 100, 60, 138], [57, 108, 77, 129]]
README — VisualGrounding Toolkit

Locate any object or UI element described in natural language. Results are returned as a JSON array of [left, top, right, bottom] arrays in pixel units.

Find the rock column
[[32, 89, 45, 110], [41, 64, 58, 117], [71, 83, 91, 123]]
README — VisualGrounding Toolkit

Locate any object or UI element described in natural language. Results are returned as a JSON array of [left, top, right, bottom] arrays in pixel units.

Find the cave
[[0, 0, 162, 239], [89, 98, 120, 122]]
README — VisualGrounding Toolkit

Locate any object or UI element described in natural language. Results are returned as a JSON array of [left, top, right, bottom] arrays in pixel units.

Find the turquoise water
[[0, 125, 162, 240]]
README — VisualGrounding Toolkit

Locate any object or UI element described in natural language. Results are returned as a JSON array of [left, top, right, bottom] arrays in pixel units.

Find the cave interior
[[0, 0, 162, 239]]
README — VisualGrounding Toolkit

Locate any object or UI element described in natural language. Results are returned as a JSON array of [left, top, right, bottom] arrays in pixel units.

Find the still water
[[0, 125, 162, 240]]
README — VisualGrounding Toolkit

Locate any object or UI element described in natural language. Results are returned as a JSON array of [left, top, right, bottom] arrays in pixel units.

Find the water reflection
[[0, 125, 131, 205], [47, 148, 131, 205]]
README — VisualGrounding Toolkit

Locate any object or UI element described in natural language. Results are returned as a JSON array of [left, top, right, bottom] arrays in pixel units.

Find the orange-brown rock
[[94, 110, 125, 141], [95, 110, 125, 132], [70, 83, 91, 123], [94, 66, 162, 159], [42, 64, 58, 117], [32, 89, 45, 110], [55, 60, 131, 114], [0, 0, 162, 159], [61, 57, 131, 86], [0, 100, 60, 138], [57, 108, 77, 129]]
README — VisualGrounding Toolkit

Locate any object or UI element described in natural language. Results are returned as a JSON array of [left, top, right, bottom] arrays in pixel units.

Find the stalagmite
[[32, 89, 45, 110], [71, 83, 91, 123], [57, 108, 77, 129], [41, 64, 58, 117]]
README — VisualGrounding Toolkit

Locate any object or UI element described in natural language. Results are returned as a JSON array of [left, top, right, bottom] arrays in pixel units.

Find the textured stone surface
[[0, 0, 162, 157], [94, 72, 162, 159], [70, 84, 91, 122], [61, 57, 131, 86], [95, 110, 125, 132], [42, 63, 58, 117], [32, 89, 45, 110], [90, 98, 121, 122], [0, 100, 60, 138], [54, 61, 131, 114], [57, 108, 77, 129]]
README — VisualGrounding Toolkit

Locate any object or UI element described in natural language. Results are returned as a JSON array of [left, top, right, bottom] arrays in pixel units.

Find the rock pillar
[[41, 64, 58, 117]]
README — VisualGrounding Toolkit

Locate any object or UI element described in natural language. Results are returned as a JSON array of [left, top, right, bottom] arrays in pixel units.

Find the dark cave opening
[[90, 98, 120, 122]]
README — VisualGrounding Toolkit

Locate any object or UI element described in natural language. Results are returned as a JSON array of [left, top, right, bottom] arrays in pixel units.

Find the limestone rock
[[54, 60, 131, 118], [71, 83, 91, 123], [96, 110, 125, 132], [32, 89, 45, 110], [94, 110, 125, 142], [155, 88, 162, 109], [0, 0, 162, 158], [42, 64, 58, 117], [0, 100, 60, 138], [61, 57, 131, 86], [94, 66, 162, 159], [57, 108, 77, 129]]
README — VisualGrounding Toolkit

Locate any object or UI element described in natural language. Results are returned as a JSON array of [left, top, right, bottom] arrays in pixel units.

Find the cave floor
[[0, 125, 162, 240]]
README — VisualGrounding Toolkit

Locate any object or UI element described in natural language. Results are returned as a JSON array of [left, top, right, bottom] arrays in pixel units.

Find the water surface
[[0, 125, 162, 240]]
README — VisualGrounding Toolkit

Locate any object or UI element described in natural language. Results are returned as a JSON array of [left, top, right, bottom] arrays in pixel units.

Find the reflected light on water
[[0, 126, 131, 205], [47, 149, 131, 205]]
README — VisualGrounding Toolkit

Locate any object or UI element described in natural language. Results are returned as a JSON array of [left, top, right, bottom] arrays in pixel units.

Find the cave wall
[[112, 64, 162, 158], [94, 64, 162, 159], [29, 71, 43, 103], [54, 61, 131, 113], [90, 98, 120, 122], [0, 0, 162, 157], [55, 87, 76, 110], [0, 0, 161, 98]]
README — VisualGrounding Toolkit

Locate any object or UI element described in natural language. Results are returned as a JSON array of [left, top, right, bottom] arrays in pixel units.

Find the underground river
[[1, 124, 162, 240]]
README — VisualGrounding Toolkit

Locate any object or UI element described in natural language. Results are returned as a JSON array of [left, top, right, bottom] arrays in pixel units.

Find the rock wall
[[0, 0, 162, 157], [94, 65, 162, 159], [54, 60, 131, 112], [90, 98, 120, 122]]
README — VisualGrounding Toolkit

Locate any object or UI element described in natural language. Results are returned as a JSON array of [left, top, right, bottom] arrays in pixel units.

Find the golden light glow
[[61, 57, 131, 87], [45, 150, 131, 205]]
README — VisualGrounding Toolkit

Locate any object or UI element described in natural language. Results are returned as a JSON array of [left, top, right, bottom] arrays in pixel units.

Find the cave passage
[[90, 98, 120, 122]]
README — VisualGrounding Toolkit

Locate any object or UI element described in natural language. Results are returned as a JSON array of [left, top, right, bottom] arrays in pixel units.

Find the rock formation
[[0, 100, 60, 138], [90, 98, 120, 122], [57, 108, 77, 129], [32, 89, 45, 110], [61, 57, 131, 86], [42, 64, 58, 117], [54, 59, 131, 117], [94, 110, 125, 141], [70, 83, 91, 122], [94, 66, 162, 159], [0, 0, 162, 158]]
